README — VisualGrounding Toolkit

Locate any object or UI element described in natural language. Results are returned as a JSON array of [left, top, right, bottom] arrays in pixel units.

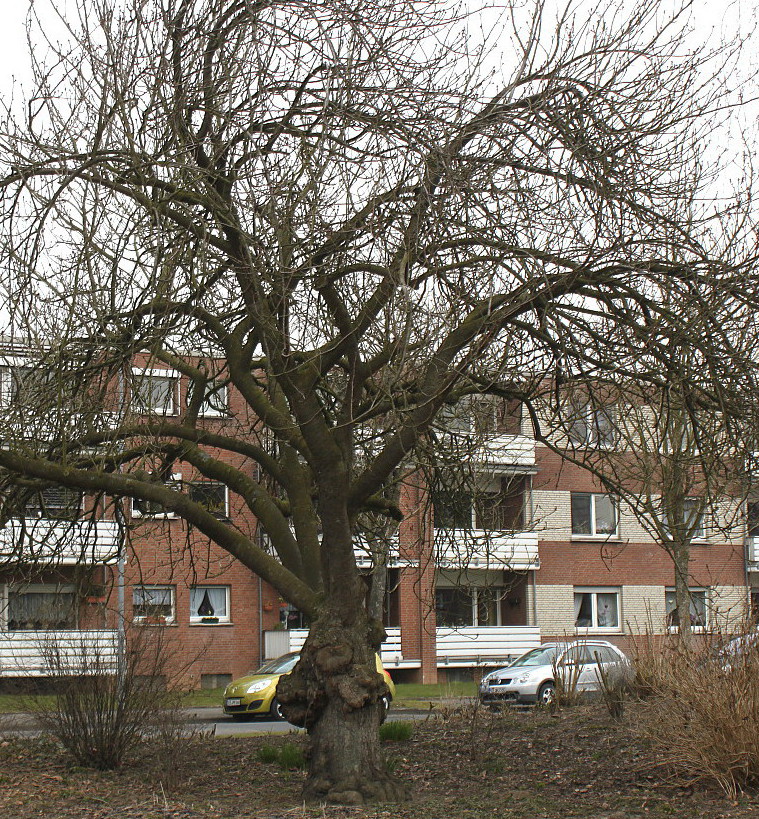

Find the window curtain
[[191, 586, 227, 618]]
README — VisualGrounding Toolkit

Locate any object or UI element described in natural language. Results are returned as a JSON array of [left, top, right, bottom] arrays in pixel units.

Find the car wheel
[[379, 694, 390, 723], [270, 697, 285, 721], [538, 681, 555, 706]]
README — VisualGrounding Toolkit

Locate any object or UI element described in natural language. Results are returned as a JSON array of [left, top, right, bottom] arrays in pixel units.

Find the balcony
[[436, 625, 541, 667], [263, 627, 416, 668], [747, 536, 759, 568], [0, 629, 119, 676], [441, 432, 536, 473], [479, 434, 536, 470], [0, 519, 120, 565], [435, 530, 539, 570]]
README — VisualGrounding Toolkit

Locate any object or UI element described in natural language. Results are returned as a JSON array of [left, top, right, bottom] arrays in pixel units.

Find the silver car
[[479, 640, 629, 706]]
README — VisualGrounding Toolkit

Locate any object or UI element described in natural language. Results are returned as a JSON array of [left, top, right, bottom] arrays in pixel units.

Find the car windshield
[[253, 653, 300, 675], [509, 646, 559, 668]]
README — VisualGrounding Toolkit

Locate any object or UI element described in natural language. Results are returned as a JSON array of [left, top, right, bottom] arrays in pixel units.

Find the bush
[[31, 626, 187, 770], [636, 638, 759, 798], [379, 720, 413, 742], [594, 652, 632, 720]]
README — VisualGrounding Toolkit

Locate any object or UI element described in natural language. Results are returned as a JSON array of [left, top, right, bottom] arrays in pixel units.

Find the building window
[[748, 501, 759, 538], [568, 404, 616, 448], [5, 584, 77, 630], [132, 369, 177, 415], [133, 585, 175, 624], [574, 588, 620, 630], [435, 586, 503, 627], [130, 474, 181, 518], [432, 477, 524, 532], [25, 486, 83, 520], [190, 586, 230, 623], [665, 588, 707, 630], [189, 482, 228, 519], [198, 383, 229, 417], [0, 366, 53, 408], [571, 493, 618, 537], [664, 498, 705, 541]]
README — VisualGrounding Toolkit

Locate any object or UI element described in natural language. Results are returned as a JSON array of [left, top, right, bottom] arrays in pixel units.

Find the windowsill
[[571, 535, 621, 542], [189, 620, 233, 627], [133, 620, 177, 627], [575, 627, 623, 634]]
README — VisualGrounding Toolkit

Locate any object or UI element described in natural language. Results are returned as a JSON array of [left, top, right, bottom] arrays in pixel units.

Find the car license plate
[[226, 698, 241, 707]]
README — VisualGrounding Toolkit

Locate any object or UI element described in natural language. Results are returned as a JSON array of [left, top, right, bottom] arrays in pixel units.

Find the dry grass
[[632, 632, 759, 798]]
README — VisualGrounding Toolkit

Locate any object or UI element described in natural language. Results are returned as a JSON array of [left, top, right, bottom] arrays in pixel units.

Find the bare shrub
[[31, 626, 189, 770], [636, 637, 759, 798], [627, 628, 680, 699], [550, 652, 582, 710], [594, 651, 631, 721]]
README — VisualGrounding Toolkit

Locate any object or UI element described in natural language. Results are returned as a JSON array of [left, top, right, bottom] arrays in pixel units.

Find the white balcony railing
[[0, 630, 119, 676], [435, 530, 539, 570], [436, 626, 541, 667], [480, 434, 536, 470], [263, 627, 412, 667], [0, 519, 120, 565], [748, 537, 759, 567]]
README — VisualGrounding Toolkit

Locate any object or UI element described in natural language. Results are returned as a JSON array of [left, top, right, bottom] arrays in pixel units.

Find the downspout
[[528, 474, 538, 628], [114, 499, 126, 690]]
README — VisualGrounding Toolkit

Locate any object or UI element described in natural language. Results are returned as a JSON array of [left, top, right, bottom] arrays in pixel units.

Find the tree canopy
[[0, 0, 755, 802]]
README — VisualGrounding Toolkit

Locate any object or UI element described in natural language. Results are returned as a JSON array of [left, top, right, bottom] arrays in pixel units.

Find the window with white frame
[[198, 383, 229, 417], [574, 588, 620, 630], [665, 588, 707, 630], [189, 585, 230, 623], [131, 369, 177, 415], [748, 500, 759, 538], [434, 586, 503, 627], [189, 481, 228, 519], [4, 584, 78, 631], [0, 365, 53, 408], [571, 493, 618, 537], [133, 585, 175, 624], [568, 404, 616, 448], [664, 498, 705, 541], [131, 474, 181, 518]]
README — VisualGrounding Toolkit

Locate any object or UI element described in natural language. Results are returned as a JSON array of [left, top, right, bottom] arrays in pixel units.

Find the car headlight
[[517, 671, 533, 684], [246, 679, 274, 694]]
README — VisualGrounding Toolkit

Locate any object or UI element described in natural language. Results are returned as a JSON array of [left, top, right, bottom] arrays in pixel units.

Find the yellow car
[[223, 651, 396, 721]]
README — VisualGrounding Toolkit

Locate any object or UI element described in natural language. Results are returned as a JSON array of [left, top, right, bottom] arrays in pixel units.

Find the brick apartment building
[[0, 358, 752, 687]]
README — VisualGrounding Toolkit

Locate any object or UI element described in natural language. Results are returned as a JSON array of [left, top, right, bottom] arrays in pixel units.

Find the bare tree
[[0, 0, 754, 803]]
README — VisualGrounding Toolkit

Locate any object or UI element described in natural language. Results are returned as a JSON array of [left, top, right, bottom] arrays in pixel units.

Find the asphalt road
[[0, 705, 427, 738]]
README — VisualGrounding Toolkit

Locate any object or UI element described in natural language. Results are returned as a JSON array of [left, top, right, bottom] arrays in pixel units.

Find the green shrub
[[379, 720, 413, 742]]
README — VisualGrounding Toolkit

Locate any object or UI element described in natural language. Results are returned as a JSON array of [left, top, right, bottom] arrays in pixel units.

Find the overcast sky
[[0, 0, 754, 94]]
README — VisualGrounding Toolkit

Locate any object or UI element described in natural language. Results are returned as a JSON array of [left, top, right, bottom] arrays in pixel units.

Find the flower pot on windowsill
[[200, 616, 219, 623]]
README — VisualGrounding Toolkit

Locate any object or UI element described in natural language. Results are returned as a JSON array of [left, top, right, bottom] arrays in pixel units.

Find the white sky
[[0, 0, 754, 94]]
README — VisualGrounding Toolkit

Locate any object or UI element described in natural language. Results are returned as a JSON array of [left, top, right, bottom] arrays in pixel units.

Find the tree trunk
[[673, 544, 693, 648], [275, 606, 408, 804]]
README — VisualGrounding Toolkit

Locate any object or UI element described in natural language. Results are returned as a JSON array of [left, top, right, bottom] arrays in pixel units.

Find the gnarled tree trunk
[[276, 606, 407, 804]]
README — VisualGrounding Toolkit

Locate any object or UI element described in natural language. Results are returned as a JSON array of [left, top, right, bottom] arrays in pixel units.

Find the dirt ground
[[1, 702, 758, 819]]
